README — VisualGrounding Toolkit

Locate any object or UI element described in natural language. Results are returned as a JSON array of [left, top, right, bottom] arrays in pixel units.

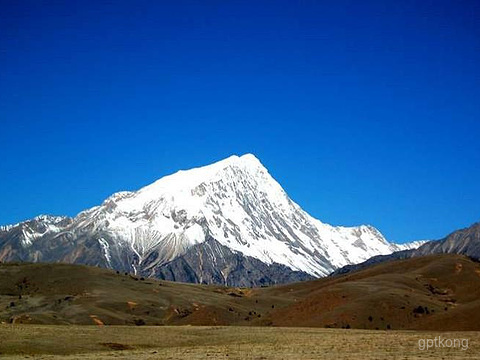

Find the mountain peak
[[231, 153, 262, 165], [138, 153, 268, 197], [198, 153, 264, 172]]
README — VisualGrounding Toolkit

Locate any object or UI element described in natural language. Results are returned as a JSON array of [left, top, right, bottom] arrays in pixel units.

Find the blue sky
[[1, 0, 479, 243]]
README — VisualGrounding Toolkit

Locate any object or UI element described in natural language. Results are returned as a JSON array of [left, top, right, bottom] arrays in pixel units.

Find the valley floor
[[0, 325, 478, 359]]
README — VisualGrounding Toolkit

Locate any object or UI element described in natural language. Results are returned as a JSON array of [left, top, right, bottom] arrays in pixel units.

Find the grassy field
[[0, 325, 478, 359]]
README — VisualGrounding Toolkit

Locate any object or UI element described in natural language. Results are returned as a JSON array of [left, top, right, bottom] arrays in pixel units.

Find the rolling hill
[[2, 253, 480, 330]]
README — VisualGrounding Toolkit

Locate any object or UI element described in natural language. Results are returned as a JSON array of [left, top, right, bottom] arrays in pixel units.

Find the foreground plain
[[0, 325, 478, 359]]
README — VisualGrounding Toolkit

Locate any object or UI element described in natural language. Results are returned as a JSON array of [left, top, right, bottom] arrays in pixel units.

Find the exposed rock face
[[151, 237, 314, 287]]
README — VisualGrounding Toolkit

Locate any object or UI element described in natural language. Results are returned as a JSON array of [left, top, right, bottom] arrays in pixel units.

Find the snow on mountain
[[395, 240, 429, 251], [0, 215, 72, 247], [0, 154, 423, 282]]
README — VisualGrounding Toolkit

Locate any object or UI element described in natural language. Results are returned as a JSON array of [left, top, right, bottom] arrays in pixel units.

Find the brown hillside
[[260, 254, 480, 330], [1, 254, 479, 330]]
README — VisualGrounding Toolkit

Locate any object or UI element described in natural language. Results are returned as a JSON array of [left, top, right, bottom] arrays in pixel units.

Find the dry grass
[[0, 325, 479, 359]]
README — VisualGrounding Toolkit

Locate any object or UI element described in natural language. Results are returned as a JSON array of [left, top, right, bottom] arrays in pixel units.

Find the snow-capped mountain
[[0, 154, 422, 285]]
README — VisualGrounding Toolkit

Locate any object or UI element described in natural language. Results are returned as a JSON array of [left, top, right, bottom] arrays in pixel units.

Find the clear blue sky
[[1, 0, 479, 243]]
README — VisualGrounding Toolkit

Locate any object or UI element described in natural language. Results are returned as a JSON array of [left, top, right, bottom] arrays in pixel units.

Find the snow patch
[[98, 238, 112, 268]]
